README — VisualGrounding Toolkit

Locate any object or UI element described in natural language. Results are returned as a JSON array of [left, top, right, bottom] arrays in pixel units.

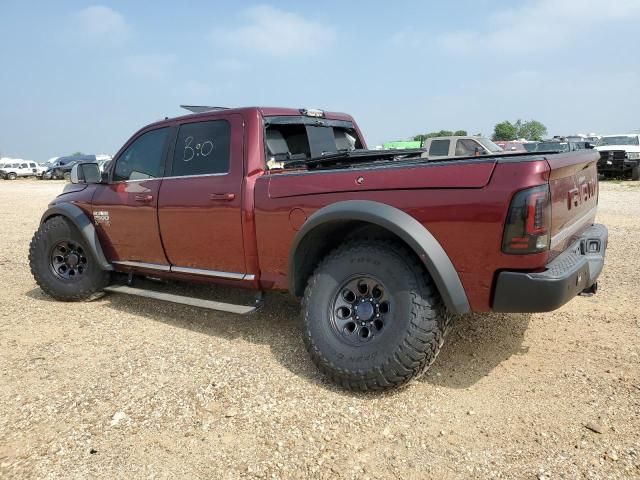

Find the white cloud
[[75, 5, 130, 43], [211, 5, 335, 57], [124, 54, 176, 79], [437, 0, 640, 54]]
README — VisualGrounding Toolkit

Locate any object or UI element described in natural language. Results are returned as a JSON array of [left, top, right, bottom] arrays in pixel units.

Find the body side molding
[[41, 204, 113, 271], [288, 200, 470, 314]]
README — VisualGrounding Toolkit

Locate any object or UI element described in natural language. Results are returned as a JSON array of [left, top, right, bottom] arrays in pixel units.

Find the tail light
[[502, 185, 551, 254]]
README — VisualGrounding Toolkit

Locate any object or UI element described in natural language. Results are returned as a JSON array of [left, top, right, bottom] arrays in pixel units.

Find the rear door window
[[429, 140, 450, 156], [113, 127, 169, 182], [171, 120, 230, 177]]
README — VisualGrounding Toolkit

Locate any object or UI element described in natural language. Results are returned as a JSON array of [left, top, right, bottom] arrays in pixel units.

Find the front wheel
[[632, 166, 639, 181], [29, 216, 109, 301], [302, 240, 448, 391]]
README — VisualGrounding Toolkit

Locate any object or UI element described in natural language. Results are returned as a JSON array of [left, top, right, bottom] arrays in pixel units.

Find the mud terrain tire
[[302, 240, 448, 391], [29, 216, 109, 301]]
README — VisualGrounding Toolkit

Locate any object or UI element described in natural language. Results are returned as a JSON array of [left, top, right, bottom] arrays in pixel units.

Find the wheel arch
[[41, 204, 113, 271], [288, 200, 470, 315]]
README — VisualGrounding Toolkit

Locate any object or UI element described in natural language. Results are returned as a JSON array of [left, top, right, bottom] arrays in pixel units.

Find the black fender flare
[[288, 200, 470, 315], [41, 204, 113, 271]]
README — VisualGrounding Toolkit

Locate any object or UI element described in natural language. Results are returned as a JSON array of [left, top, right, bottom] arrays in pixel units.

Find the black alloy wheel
[[49, 240, 88, 280]]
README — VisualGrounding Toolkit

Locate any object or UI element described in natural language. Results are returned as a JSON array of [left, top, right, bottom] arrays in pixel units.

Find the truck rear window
[[264, 116, 363, 169]]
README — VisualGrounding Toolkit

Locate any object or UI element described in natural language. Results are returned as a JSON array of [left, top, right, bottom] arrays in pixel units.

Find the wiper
[[305, 149, 423, 168]]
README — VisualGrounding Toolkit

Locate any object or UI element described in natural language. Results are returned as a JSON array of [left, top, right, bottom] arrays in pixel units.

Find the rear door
[[92, 127, 172, 268], [157, 114, 246, 277]]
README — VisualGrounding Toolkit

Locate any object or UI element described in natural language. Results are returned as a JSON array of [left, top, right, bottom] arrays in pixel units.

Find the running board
[[104, 284, 260, 315]]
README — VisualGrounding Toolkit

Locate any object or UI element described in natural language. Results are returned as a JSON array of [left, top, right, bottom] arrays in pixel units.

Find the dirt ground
[[0, 179, 638, 480]]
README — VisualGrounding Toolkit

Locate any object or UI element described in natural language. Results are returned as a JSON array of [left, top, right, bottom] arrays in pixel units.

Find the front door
[[157, 114, 246, 277], [92, 127, 172, 268]]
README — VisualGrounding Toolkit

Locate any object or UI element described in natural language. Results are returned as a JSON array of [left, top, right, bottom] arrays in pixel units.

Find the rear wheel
[[632, 166, 639, 181], [63, 172, 71, 181], [7, 172, 17, 180], [29, 216, 109, 301], [302, 240, 448, 391]]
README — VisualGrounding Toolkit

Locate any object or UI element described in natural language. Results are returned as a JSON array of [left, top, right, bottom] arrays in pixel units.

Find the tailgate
[[546, 150, 599, 255]]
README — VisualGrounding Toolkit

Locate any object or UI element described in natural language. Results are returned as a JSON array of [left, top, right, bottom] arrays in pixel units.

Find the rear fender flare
[[288, 200, 470, 315], [40, 204, 113, 271]]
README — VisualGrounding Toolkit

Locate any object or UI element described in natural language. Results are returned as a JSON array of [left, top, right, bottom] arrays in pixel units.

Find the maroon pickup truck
[[29, 107, 608, 391]]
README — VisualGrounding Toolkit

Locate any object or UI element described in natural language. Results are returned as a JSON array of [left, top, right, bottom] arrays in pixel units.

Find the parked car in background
[[0, 160, 46, 180], [421, 136, 503, 159], [495, 140, 528, 152], [43, 155, 98, 180], [594, 134, 640, 180], [525, 139, 592, 154]]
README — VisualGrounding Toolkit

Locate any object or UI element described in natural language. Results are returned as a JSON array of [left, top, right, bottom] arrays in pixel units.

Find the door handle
[[134, 194, 154, 202], [209, 193, 235, 201]]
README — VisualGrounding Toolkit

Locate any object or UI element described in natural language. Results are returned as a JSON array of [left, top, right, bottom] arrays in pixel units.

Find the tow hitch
[[580, 282, 598, 296]]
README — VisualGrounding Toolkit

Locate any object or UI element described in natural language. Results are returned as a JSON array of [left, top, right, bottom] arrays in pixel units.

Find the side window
[[29, 162, 36, 168], [113, 128, 169, 182], [20, 163, 28, 168], [455, 139, 480, 156], [429, 139, 450, 156], [171, 120, 230, 177]]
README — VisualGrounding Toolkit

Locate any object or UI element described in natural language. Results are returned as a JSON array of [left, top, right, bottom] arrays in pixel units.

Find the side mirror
[[70, 163, 102, 184]]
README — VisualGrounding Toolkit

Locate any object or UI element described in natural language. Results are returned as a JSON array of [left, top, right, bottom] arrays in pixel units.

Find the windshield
[[477, 138, 503, 152], [597, 136, 639, 147]]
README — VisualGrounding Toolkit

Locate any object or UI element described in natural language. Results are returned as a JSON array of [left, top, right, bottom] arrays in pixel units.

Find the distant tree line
[[412, 130, 468, 142], [407, 118, 548, 144]]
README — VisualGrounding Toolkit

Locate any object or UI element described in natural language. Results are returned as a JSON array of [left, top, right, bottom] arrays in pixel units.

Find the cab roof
[[145, 106, 356, 130]]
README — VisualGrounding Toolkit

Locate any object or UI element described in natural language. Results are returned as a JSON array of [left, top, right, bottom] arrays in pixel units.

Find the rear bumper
[[492, 224, 608, 313]]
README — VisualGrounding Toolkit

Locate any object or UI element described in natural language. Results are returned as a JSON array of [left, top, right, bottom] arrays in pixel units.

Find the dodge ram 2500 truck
[[29, 106, 608, 391]]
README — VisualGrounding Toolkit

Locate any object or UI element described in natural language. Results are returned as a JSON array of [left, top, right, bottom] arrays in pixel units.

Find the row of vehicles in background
[[383, 132, 640, 180], [0, 154, 112, 180]]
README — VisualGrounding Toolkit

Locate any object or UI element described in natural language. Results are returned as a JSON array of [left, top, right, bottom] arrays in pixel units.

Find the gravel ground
[[0, 180, 639, 479]]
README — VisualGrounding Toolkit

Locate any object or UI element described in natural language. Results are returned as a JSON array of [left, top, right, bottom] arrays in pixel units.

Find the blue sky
[[1, 0, 639, 161]]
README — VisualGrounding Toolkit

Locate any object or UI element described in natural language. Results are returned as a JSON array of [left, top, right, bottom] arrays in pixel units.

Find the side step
[[104, 284, 260, 315]]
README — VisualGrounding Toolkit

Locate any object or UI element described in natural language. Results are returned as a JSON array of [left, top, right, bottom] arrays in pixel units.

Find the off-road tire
[[302, 240, 449, 391], [29, 216, 109, 301], [632, 166, 639, 181]]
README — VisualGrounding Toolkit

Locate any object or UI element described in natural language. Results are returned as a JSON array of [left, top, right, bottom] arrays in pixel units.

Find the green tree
[[492, 121, 518, 141], [492, 119, 548, 141], [518, 120, 547, 141]]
